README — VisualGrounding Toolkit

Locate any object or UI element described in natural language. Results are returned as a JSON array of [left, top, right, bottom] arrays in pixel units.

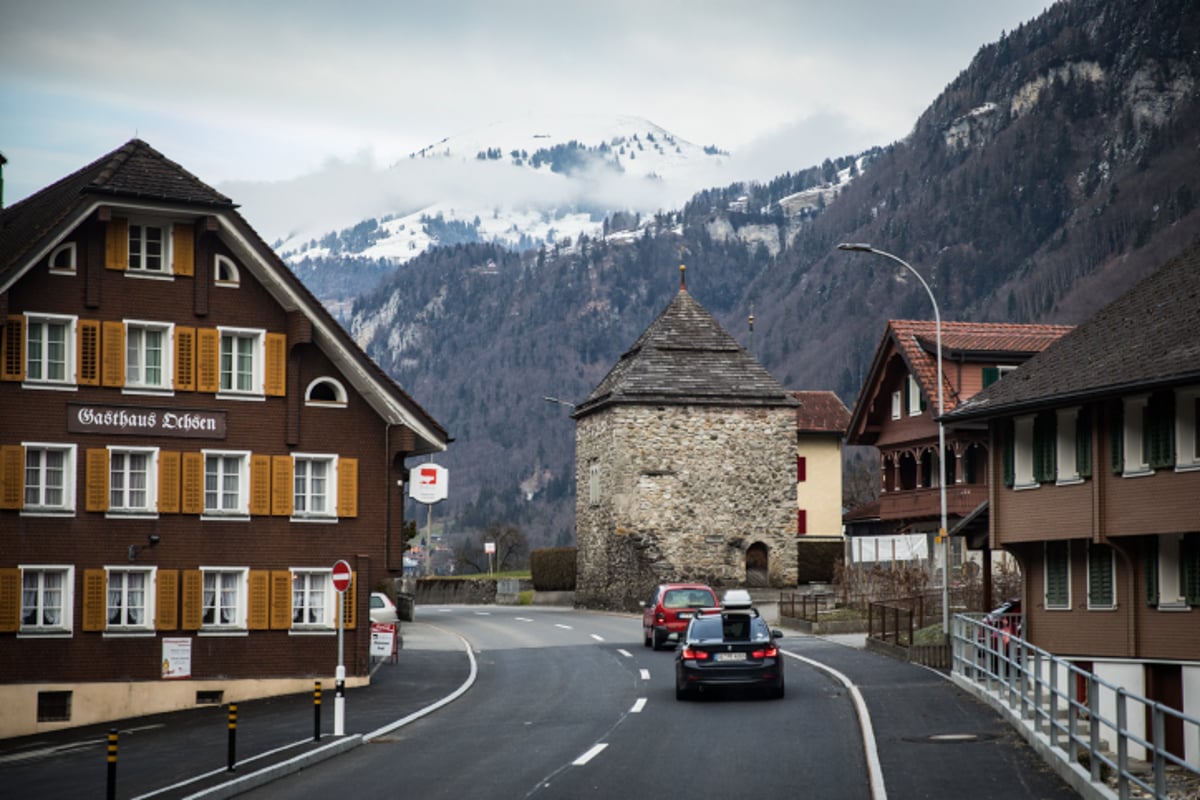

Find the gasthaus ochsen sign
[[68, 403, 227, 439]]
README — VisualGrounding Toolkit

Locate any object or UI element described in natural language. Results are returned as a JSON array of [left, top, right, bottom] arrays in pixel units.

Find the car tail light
[[656, 613, 666, 624], [752, 645, 778, 659], [681, 647, 709, 660]]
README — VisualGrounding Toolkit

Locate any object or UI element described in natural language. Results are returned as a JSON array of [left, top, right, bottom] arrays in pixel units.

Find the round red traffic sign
[[331, 559, 352, 593]]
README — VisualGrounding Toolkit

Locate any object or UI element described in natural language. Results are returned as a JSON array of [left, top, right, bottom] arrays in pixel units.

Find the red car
[[642, 583, 718, 650]]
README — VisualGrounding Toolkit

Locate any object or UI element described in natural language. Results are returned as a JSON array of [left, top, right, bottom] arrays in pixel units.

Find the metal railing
[[952, 613, 1200, 800]]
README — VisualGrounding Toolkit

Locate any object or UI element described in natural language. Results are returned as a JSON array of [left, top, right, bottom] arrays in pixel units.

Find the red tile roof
[[790, 390, 851, 433]]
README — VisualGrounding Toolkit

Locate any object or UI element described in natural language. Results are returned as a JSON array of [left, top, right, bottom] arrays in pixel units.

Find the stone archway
[[745, 542, 769, 587]]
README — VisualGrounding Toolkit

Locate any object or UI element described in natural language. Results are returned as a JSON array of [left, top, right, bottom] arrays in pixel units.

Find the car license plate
[[678, 612, 692, 619], [715, 652, 746, 662]]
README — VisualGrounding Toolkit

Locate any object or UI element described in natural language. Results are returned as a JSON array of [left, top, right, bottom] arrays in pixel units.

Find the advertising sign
[[162, 638, 192, 679], [409, 463, 448, 504]]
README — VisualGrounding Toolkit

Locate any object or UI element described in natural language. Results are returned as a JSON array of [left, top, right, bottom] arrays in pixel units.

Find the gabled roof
[[573, 287, 796, 418], [945, 242, 1200, 421], [847, 319, 1072, 443], [790, 390, 851, 435], [0, 139, 448, 453]]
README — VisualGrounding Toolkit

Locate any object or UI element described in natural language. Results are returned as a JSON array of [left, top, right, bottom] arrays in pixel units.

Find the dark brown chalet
[[943, 243, 1200, 756], [0, 140, 448, 737], [845, 320, 1071, 580]]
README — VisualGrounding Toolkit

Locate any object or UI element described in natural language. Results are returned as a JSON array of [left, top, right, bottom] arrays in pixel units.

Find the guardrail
[[951, 614, 1200, 800]]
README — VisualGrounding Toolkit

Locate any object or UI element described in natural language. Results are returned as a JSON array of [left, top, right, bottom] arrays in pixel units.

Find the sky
[[1, 0, 1052, 215]]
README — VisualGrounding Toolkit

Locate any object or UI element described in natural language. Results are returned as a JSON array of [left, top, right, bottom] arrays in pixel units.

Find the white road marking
[[590, 634, 604, 642], [554, 623, 572, 630], [474, 610, 491, 616], [617, 648, 632, 657], [630, 698, 646, 713], [515, 617, 533, 622], [639, 669, 650, 681], [573, 743, 608, 765]]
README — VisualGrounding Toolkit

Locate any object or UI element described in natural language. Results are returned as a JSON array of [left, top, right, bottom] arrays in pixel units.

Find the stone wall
[[576, 403, 798, 611]]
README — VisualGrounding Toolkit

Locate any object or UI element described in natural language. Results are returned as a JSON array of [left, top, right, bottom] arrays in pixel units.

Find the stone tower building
[[572, 275, 799, 610]]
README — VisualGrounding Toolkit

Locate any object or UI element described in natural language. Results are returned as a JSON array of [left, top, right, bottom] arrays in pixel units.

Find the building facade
[[792, 390, 850, 539], [0, 141, 448, 737]]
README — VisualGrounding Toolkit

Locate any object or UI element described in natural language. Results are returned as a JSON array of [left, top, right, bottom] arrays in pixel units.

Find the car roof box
[[721, 589, 754, 611]]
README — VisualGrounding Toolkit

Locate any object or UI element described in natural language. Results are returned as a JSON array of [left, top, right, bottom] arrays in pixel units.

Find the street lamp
[[838, 242, 950, 641]]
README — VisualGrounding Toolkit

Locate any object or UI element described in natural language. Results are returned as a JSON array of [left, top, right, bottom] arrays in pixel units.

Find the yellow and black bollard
[[227, 703, 238, 772], [313, 680, 322, 741], [106, 728, 118, 800]]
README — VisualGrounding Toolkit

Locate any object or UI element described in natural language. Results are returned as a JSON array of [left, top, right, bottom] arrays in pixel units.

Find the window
[[305, 377, 347, 406], [218, 328, 263, 395], [293, 455, 336, 519], [201, 569, 246, 629], [292, 570, 332, 627], [21, 566, 73, 632], [982, 365, 1017, 389], [1087, 543, 1115, 609], [128, 221, 167, 273], [588, 461, 600, 507], [1122, 395, 1151, 475], [24, 443, 75, 513], [49, 242, 76, 274], [906, 374, 923, 416], [1045, 540, 1070, 610], [891, 390, 902, 420], [25, 313, 76, 386], [1055, 408, 1083, 485], [1012, 415, 1037, 489], [109, 447, 157, 514], [1174, 387, 1200, 471], [107, 568, 154, 630], [204, 451, 249, 516], [125, 321, 173, 391], [214, 255, 240, 286]]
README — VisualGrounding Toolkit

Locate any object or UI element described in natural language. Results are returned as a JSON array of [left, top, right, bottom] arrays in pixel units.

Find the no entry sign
[[331, 559, 352, 593]]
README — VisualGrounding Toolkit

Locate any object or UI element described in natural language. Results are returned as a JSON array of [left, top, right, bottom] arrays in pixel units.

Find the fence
[[952, 613, 1200, 800]]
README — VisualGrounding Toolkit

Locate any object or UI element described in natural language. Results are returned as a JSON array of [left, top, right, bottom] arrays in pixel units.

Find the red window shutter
[[797, 456, 807, 482], [797, 509, 807, 535]]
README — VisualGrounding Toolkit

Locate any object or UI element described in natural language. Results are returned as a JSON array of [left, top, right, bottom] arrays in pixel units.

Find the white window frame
[[1086, 542, 1116, 610], [1055, 407, 1083, 485], [214, 254, 240, 286], [105, 567, 156, 632], [49, 242, 77, 274], [200, 568, 248, 632], [19, 565, 74, 635], [1154, 533, 1189, 610], [217, 327, 265, 397], [890, 390, 902, 420], [1122, 394, 1152, 476], [124, 320, 174, 393], [24, 313, 77, 388], [108, 446, 159, 515], [906, 374, 922, 417], [127, 219, 171, 275], [292, 454, 338, 521], [202, 450, 251, 518], [304, 377, 348, 407], [1175, 386, 1200, 472], [22, 442, 76, 515], [1013, 414, 1038, 489], [291, 569, 335, 630], [1044, 541, 1071, 610]]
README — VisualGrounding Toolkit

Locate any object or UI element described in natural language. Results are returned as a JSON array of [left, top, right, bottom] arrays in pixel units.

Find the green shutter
[[1002, 418, 1015, 488], [1046, 540, 1070, 609], [1183, 533, 1200, 606], [1076, 407, 1093, 478], [1110, 401, 1124, 473], [982, 367, 1000, 388], [1144, 535, 1158, 607], [1033, 411, 1056, 483], [1147, 392, 1175, 469], [1088, 543, 1114, 607]]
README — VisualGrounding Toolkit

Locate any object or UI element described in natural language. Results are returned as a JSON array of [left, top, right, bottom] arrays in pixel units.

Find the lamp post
[[838, 242, 950, 640]]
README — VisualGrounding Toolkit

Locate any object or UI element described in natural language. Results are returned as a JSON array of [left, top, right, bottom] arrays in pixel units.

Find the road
[[245, 606, 1079, 800]]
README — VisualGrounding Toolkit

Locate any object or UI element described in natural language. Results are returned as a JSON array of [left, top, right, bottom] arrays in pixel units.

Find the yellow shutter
[[0, 445, 24, 510], [174, 326, 195, 391], [181, 570, 203, 630], [270, 570, 293, 630], [250, 454, 270, 516], [77, 320, 100, 386], [105, 218, 129, 270], [1, 315, 24, 382], [101, 321, 125, 387], [196, 328, 219, 393], [341, 571, 357, 630], [337, 458, 358, 518], [181, 452, 203, 514], [271, 455, 293, 516], [248, 570, 270, 630], [156, 569, 179, 630], [264, 332, 286, 396], [158, 450, 181, 513], [82, 569, 107, 632], [0, 569, 20, 632], [172, 224, 194, 277], [85, 448, 109, 512]]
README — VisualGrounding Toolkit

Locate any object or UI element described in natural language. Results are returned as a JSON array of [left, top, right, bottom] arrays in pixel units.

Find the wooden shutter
[[77, 320, 100, 386], [1, 315, 24, 382], [1144, 536, 1159, 606], [175, 326, 196, 391], [796, 456, 806, 482], [1001, 418, 1015, 488], [797, 508, 807, 535], [271, 455, 293, 516], [1076, 407, 1093, 478], [159, 451, 181, 513], [101, 320, 125, 387], [264, 333, 286, 396], [82, 569, 107, 632], [85, 448, 110, 512], [248, 570, 270, 630], [250, 454, 271, 516], [156, 569, 179, 630], [270, 571, 293, 630], [982, 366, 1000, 388], [1183, 533, 1200, 605], [1033, 411, 1056, 483], [172, 224, 194, 276], [337, 457, 358, 518], [1147, 391, 1176, 469], [1087, 544, 1114, 607], [196, 328, 219, 393], [105, 218, 129, 270], [181, 452, 204, 514], [1109, 401, 1124, 473], [181, 570, 203, 630], [0, 445, 24, 510], [1045, 540, 1070, 608], [0, 568, 20, 632], [341, 572, 357, 630]]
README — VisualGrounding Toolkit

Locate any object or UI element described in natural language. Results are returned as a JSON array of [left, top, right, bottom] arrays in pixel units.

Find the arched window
[[745, 543, 770, 588], [305, 377, 347, 407], [214, 255, 240, 286], [49, 242, 77, 274]]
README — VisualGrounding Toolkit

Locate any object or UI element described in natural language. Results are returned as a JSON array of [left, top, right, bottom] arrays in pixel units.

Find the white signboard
[[370, 622, 397, 659], [484, 541, 496, 554], [409, 463, 448, 504], [162, 637, 192, 680]]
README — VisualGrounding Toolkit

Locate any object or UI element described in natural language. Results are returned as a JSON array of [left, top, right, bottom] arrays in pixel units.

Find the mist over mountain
[[276, 0, 1200, 551]]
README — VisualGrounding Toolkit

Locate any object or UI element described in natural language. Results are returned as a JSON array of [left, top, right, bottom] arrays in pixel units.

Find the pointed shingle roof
[[573, 288, 796, 418]]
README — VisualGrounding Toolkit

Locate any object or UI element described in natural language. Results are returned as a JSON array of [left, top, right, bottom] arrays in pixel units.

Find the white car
[[370, 592, 400, 624]]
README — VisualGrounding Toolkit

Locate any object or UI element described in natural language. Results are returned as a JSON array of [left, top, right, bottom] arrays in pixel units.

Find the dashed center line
[[590, 634, 605, 642], [573, 743, 608, 766], [617, 649, 632, 658], [554, 623, 573, 630], [639, 669, 650, 681], [630, 698, 646, 713]]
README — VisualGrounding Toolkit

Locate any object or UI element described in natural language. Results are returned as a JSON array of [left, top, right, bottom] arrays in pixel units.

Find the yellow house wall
[[798, 434, 844, 537]]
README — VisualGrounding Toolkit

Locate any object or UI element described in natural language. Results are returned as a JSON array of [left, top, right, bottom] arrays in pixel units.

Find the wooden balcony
[[878, 484, 988, 521]]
